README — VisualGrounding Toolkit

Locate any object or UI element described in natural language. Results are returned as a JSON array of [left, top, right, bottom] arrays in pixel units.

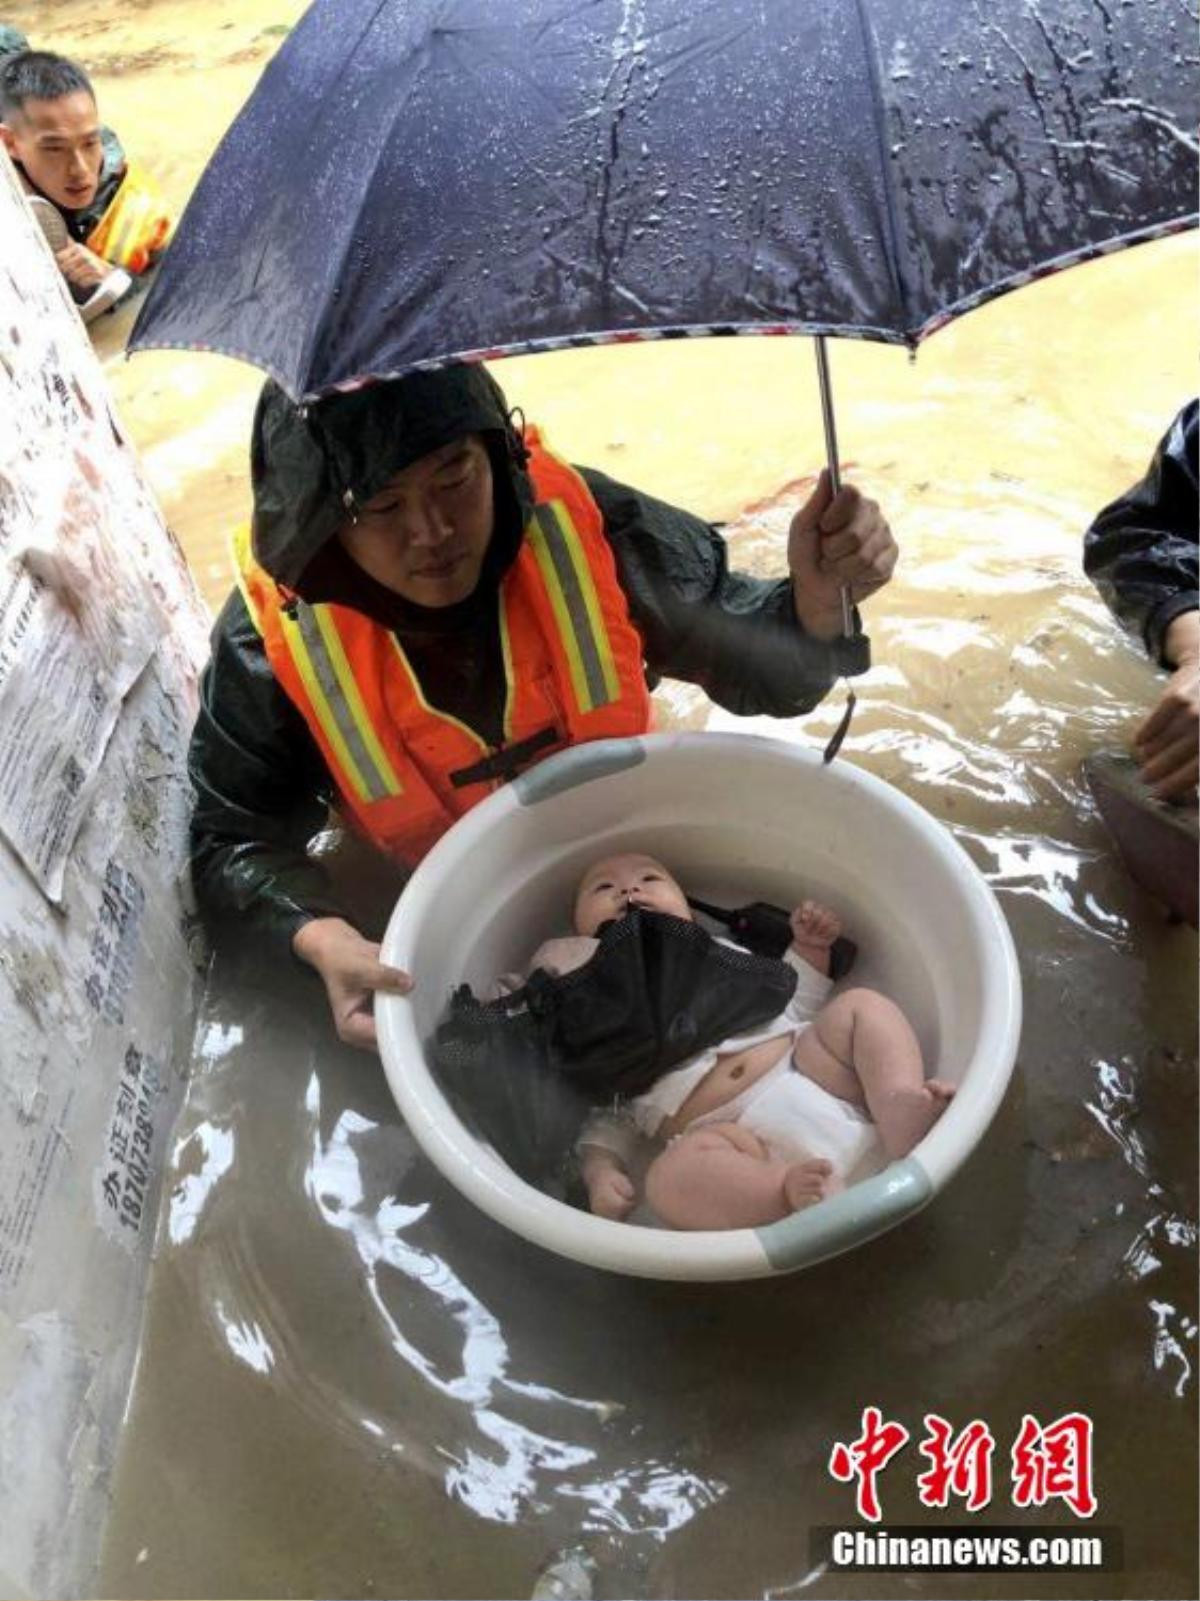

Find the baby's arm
[[788, 899, 842, 976], [577, 1110, 640, 1221]]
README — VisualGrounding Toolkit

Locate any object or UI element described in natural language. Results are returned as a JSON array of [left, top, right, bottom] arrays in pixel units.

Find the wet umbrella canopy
[[130, 0, 1197, 401]]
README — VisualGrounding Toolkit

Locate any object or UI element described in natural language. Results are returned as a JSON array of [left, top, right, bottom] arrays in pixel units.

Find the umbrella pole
[[814, 335, 853, 639], [813, 335, 857, 765]]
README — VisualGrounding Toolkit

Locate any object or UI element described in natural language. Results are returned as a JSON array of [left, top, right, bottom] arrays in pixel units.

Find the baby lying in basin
[[529, 852, 955, 1231]]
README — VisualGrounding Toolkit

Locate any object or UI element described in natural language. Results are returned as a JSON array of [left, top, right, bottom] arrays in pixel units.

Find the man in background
[[1085, 401, 1198, 803], [0, 44, 172, 322], [1084, 400, 1198, 924]]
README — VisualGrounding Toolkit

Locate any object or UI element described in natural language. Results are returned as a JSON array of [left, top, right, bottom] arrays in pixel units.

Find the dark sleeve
[[579, 467, 868, 718], [188, 590, 354, 956], [1083, 400, 1199, 668]]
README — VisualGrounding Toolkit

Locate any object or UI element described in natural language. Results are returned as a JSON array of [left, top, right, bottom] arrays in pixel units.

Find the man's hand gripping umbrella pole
[[816, 336, 855, 766], [788, 337, 892, 763]]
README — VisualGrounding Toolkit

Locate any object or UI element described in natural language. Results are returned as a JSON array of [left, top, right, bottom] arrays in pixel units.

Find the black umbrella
[[130, 0, 1196, 403]]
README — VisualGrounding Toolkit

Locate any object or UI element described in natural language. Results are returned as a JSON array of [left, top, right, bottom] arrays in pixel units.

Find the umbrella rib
[[299, 1, 453, 387], [848, 0, 916, 336], [1097, 98, 1200, 157]]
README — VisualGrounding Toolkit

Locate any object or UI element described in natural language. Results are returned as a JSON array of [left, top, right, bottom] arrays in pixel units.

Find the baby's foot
[[878, 1079, 957, 1158], [782, 1158, 842, 1212]]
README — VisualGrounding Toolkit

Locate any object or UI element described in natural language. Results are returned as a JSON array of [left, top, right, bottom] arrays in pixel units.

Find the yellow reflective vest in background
[[86, 163, 173, 274]]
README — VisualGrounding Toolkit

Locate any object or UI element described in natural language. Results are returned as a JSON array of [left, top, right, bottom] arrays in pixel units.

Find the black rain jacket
[[1084, 399, 1198, 667], [189, 366, 870, 956]]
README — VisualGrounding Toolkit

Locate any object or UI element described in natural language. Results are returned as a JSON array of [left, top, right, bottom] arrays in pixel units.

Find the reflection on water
[[305, 1086, 726, 1536], [1147, 1299, 1195, 1400], [13, 1, 1194, 1594], [168, 1120, 235, 1247]]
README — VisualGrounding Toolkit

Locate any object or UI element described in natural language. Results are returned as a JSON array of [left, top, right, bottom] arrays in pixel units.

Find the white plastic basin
[[377, 732, 1021, 1280]]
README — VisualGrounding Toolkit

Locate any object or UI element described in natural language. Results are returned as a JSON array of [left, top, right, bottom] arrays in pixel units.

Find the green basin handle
[[757, 1158, 933, 1270], [512, 738, 647, 806]]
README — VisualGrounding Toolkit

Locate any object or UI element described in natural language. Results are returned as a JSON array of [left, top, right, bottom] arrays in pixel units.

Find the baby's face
[[573, 853, 692, 937]]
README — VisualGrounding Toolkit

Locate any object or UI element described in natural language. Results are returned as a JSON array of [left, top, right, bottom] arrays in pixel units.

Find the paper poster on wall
[[0, 266, 162, 902]]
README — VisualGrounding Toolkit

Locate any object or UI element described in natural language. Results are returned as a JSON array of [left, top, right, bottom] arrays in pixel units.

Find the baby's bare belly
[[659, 1032, 794, 1136]]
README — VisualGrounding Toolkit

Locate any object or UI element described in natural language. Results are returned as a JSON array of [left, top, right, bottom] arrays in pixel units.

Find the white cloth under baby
[[683, 1057, 885, 1184]]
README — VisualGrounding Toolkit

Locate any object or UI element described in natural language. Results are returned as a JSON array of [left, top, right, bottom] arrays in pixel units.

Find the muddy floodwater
[[9, 2, 1198, 1597]]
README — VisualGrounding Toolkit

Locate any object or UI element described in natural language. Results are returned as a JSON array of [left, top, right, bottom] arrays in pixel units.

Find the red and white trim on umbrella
[[137, 213, 1196, 402]]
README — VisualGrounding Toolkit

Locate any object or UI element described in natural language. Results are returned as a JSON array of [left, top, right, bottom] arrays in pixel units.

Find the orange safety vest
[[86, 164, 173, 275], [235, 428, 653, 866]]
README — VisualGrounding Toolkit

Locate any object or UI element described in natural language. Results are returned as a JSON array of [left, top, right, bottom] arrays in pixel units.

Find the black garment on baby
[[428, 908, 798, 1192]]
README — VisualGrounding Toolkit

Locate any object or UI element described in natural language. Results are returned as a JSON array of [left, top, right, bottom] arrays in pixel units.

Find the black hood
[[250, 365, 534, 591]]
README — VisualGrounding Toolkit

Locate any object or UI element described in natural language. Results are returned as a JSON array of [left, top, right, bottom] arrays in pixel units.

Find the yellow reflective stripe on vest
[[497, 597, 517, 743], [104, 194, 143, 266], [283, 604, 403, 803], [528, 502, 620, 712], [230, 525, 265, 634]]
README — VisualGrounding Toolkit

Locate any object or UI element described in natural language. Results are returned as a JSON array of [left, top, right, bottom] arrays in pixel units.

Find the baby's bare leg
[[791, 988, 955, 1159], [645, 1124, 837, 1231]]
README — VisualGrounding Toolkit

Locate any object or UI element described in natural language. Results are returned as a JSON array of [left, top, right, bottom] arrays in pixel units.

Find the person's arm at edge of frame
[[1084, 401, 1199, 801], [581, 466, 895, 715], [189, 590, 412, 1049], [1134, 608, 1199, 801]]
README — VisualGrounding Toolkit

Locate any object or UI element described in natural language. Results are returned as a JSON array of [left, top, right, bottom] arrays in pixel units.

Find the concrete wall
[[0, 154, 210, 1599]]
